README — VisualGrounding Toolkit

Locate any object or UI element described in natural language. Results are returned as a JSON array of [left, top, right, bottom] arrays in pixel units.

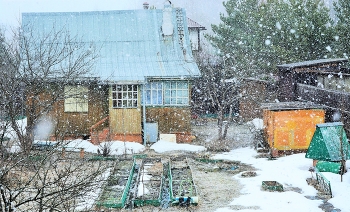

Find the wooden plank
[[109, 108, 141, 134]]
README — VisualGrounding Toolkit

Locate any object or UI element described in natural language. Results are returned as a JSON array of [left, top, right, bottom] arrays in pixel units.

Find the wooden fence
[[297, 83, 350, 134]]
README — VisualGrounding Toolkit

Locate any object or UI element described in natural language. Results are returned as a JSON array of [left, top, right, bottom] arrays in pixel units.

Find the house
[[276, 58, 350, 132], [239, 78, 278, 121], [239, 58, 350, 131], [21, 3, 203, 144], [187, 17, 206, 51]]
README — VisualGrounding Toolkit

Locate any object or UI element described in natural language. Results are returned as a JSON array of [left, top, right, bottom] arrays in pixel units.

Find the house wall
[[146, 107, 191, 142], [189, 29, 199, 51], [277, 70, 296, 101], [239, 78, 278, 121], [108, 108, 142, 141], [49, 84, 109, 140], [105, 82, 193, 143]]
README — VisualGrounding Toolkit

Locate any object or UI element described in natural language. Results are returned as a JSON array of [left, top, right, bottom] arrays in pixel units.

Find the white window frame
[[145, 82, 163, 105], [64, 85, 89, 112], [112, 84, 138, 108], [145, 81, 189, 106]]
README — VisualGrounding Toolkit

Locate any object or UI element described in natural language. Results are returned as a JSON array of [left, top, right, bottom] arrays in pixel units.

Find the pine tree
[[207, 0, 335, 78], [334, 0, 350, 58]]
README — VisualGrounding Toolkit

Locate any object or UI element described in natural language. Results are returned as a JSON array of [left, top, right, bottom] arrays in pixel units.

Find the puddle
[[305, 196, 341, 212]]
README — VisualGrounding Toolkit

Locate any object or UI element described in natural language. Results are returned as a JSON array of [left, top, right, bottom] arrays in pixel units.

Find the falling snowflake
[[276, 22, 281, 30]]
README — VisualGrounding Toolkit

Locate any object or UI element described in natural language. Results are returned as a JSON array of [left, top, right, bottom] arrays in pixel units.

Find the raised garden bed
[[262, 181, 284, 192], [97, 156, 200, 209], [170, 157, 198, 206], [195, 158, 223, 163], [96, 159, 135, 208], [133, 158, 164, 207], [88, 156, 119, 161]]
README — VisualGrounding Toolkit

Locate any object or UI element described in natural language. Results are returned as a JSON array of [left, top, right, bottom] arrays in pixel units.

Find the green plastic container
[[316, 161, 341, 174]]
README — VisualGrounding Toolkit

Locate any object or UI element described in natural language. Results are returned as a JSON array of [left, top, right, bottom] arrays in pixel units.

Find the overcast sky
[[0, 0, 225, 33], [0, 0, 337, 37]]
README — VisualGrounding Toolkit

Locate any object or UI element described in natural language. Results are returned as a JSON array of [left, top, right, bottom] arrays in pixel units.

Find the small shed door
[[144, 122, 158, 143]]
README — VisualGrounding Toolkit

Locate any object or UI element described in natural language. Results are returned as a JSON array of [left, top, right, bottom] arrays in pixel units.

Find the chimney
[[162, 4, 173, 36], [143, 2, 149, 9]]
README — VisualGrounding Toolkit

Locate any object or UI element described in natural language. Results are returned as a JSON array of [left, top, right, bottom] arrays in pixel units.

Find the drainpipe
[[142, 78, 147, 146]]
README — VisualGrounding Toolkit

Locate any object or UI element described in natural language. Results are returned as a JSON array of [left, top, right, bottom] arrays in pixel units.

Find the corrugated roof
[[260, 101, 325, 111], [277, 58, 348, 71], [22, 7, 201, 82]]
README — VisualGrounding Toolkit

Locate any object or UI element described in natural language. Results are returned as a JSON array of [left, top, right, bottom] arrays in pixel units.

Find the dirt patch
[[241, 171, 257, 178]]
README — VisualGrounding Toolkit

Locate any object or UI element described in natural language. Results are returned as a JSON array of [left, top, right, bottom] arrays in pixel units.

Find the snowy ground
[[5, 118, 350, 211], [149, 121, 350, 212], [212, 148, 349, 212]]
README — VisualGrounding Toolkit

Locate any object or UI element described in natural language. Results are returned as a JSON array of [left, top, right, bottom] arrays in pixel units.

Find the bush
[[97, 142, 113, 157], [206, 139, 230, 152]]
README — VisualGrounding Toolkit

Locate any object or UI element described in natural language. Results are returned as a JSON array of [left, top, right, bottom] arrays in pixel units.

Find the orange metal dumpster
[[263, 103, 325, 153]]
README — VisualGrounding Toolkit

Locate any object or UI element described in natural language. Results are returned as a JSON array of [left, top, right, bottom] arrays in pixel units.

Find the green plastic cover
[[316, 161, 341, 174], [305, 122, 350, 161]]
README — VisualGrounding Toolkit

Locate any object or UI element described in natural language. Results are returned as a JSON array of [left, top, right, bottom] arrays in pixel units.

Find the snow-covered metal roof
[[277, 58, 348, 71], [22, 6, 201, 83], [260, 101, 325, 111]]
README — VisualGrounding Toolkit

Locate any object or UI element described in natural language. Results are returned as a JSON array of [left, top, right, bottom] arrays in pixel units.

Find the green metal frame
[[315, 169, 332, 197], [96, 161, 136, 208], [169, 158, 198, 205], [133, 158, 164, 207]]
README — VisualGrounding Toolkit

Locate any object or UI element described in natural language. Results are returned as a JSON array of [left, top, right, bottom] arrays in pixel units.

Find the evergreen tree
[[334, 0, 350, 58], [207, 0, 334, 77], [207, 0, 260, 77]]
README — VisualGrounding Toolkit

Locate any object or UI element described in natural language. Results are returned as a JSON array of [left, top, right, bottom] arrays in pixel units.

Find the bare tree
[[0, 25, 98, 154], [192, 50, 239, 142], [0, 26, 109, 211], [0, 145, 111, 211]]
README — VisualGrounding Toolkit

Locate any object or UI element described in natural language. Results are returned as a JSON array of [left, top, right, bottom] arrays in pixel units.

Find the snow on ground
[[6, 117, 350, 211], [62, 139, 146, 155], [75, 168, 111, 211], [247, 118, 264, 130], [212, 147, 350, 212], [3, 117, 27, 140], [150, 140, 207, 153]]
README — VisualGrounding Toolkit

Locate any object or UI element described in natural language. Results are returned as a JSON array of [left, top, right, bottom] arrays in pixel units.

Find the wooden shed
[[262, 102, 325, 157]]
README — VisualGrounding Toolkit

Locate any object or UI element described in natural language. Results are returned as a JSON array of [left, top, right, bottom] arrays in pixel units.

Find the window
[[145, 82, 163, 105], [112, 84, 138, 108], [145, 81, 189, 106], [64, 85, 88, 112]]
